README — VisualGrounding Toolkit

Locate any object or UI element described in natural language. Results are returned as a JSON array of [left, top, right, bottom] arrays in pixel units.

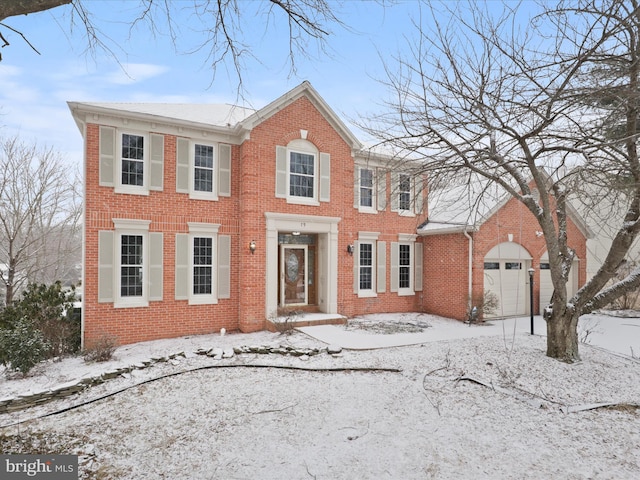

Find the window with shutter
[[109, 219, 155, 308], [176, 223, 222, 305], [275, 139, 329, 205]]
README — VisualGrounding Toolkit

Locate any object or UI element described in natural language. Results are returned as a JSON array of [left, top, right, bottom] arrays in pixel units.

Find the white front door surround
[[265, 212, 340, 319]]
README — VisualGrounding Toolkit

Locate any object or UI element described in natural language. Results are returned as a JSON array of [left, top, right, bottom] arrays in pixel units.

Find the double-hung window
[[194, 144, 215, 194], [116, 132, 149, 194], [190, 142, 217, 200], [97, 219, 163, 307], [391, 235, 422, 296], [275, 139, 330, 205], [355, 232, 381, 297], [176, 139, 232, 200], [121, 133, 145, 187], [398, 174, 412, 212], [120, 234, 144, 298], [289, 151, 315, 199], [193, 236, 214, 296], [398, 244, 411, 290], [359, 243, 373, 291], [390, 172, 424, 216], [99, 126, 164, 194], [359, 168, 375, 212], [175, 223, 223, 305]]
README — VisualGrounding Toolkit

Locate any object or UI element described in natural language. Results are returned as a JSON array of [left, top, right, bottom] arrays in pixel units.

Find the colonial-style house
[[69, 81, 589, 346]]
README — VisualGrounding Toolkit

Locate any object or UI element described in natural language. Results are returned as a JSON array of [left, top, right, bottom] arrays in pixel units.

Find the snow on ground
[[1, 312, 639, 479]]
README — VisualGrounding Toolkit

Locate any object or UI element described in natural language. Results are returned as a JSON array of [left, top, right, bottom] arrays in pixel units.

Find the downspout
[[463, 229, 473, 313]]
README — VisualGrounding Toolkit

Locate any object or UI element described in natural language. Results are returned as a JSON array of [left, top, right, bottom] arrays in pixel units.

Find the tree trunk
[[546, 311, 580, 363]]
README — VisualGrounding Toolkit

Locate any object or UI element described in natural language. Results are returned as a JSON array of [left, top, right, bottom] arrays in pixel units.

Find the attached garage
[[483, 242, 532, 318], [539, 251, 579, 309]]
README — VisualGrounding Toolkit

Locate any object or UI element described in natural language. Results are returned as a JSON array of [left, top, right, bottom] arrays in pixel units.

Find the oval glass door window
[[286, 252, 299, 282]]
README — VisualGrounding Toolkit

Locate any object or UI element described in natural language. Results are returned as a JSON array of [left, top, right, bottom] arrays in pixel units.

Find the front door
[[280, 245, 308, 306]]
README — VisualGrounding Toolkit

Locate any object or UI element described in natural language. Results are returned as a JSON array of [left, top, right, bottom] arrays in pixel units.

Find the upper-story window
[[289, 151, 316, 199], [176, 139, 231, 200], [359, 168, 375, 210], [391, 172, 424, 216], [276, 139, 330, 205], [98, 126, 164, 195], [398, 174, 412, 211], [121, 133, 145, 187], [194, 144, 215, 193], [116, 131, 149, 194]]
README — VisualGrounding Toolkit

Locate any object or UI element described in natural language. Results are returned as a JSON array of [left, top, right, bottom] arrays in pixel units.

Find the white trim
[[265, 213, 340, 319], [286, 146, 320, 205], [115, 130, 150, 196], [357, 233, 379, 298], [187, 223, 221, 305], [357, 167, 377, 213], [189, 140, 218, 201], [113, 220, 150, 309]]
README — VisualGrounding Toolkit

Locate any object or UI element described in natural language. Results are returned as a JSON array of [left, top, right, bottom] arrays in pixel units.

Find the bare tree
[[360, 0, 640, 362], [0, 135, 81, 305], [0, 0, 343, 87]]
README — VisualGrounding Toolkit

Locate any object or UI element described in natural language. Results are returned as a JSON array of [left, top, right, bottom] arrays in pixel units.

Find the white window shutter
[[319, 152, 330, 202], [98, 230, 114, 302], [175, 233, 189, 300], [377, 241, 386, 293], [275, 146, 287, 198], [176, 138, 190, 194], [99, 126, 115, 187], [377, 169, 387, 211], [354, 167, 360, 209], [149, 134, 164, 191], [390, 172, 399, 212], [149, 233, 163, 300], [376, 168, 387, 211], [390, 242, 399, 293], [415, 176, 424, 214], [218, 235, 231, 299], [352, 241, 359, 293], [218, 144, 232, 197], [414, 242, 423, 292]]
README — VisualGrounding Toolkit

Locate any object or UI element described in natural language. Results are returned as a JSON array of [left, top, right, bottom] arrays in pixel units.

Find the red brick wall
[[83, 95, 428, 346], [422, 233, 471, 320]]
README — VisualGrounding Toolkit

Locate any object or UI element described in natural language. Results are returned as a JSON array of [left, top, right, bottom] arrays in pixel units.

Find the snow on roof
[[73, 102, 257, 128], [419, 178, 507, 234]]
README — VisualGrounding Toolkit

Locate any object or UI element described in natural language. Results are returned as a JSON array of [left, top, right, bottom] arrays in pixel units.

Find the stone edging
[[0, 343, 343, 415]]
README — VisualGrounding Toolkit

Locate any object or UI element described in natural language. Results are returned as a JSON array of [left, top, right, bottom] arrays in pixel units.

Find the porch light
[[249, 240, 256, 254], [347, 244, 354, 255]]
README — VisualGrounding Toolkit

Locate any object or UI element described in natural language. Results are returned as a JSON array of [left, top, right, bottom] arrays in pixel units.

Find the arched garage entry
[[539, 251, 579, 309], [483, 242, 532, 318]]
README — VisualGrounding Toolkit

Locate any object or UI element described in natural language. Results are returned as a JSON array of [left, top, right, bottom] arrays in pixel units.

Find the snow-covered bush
[[0, 318, 50, 375]]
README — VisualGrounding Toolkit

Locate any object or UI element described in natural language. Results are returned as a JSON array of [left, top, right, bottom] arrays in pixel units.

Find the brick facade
[[72, 82, 588, 346]]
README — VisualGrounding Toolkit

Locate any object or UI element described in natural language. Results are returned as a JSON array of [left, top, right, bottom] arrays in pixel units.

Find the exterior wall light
[[249, 240, 256, 254], [347, 244, 354, 255]]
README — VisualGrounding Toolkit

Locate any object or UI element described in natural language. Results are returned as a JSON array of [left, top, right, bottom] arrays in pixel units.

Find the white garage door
[[483, 243, 531, 318], [539, 252, 578, 309]]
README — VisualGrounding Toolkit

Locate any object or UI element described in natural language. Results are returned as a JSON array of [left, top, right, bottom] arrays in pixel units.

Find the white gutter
[[463, 229, 473, 311]]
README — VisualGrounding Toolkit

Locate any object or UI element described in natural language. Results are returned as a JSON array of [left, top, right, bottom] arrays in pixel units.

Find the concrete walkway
[[297, 314, 640, 357]]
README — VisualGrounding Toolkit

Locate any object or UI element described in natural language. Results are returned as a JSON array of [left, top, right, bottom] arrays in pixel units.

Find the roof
[[67, 81, 363, 150], [419, 176, 593, 238]]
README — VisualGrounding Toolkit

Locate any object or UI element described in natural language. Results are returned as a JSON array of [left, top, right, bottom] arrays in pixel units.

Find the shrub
[[467, 290, 500, 322], [0, 282, 80, 357], [0, 318, 50, 375], [83, 334, 118, 362]]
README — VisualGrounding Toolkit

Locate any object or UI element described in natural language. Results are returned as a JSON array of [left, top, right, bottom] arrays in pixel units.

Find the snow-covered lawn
[[1, 312, 639, 479]]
